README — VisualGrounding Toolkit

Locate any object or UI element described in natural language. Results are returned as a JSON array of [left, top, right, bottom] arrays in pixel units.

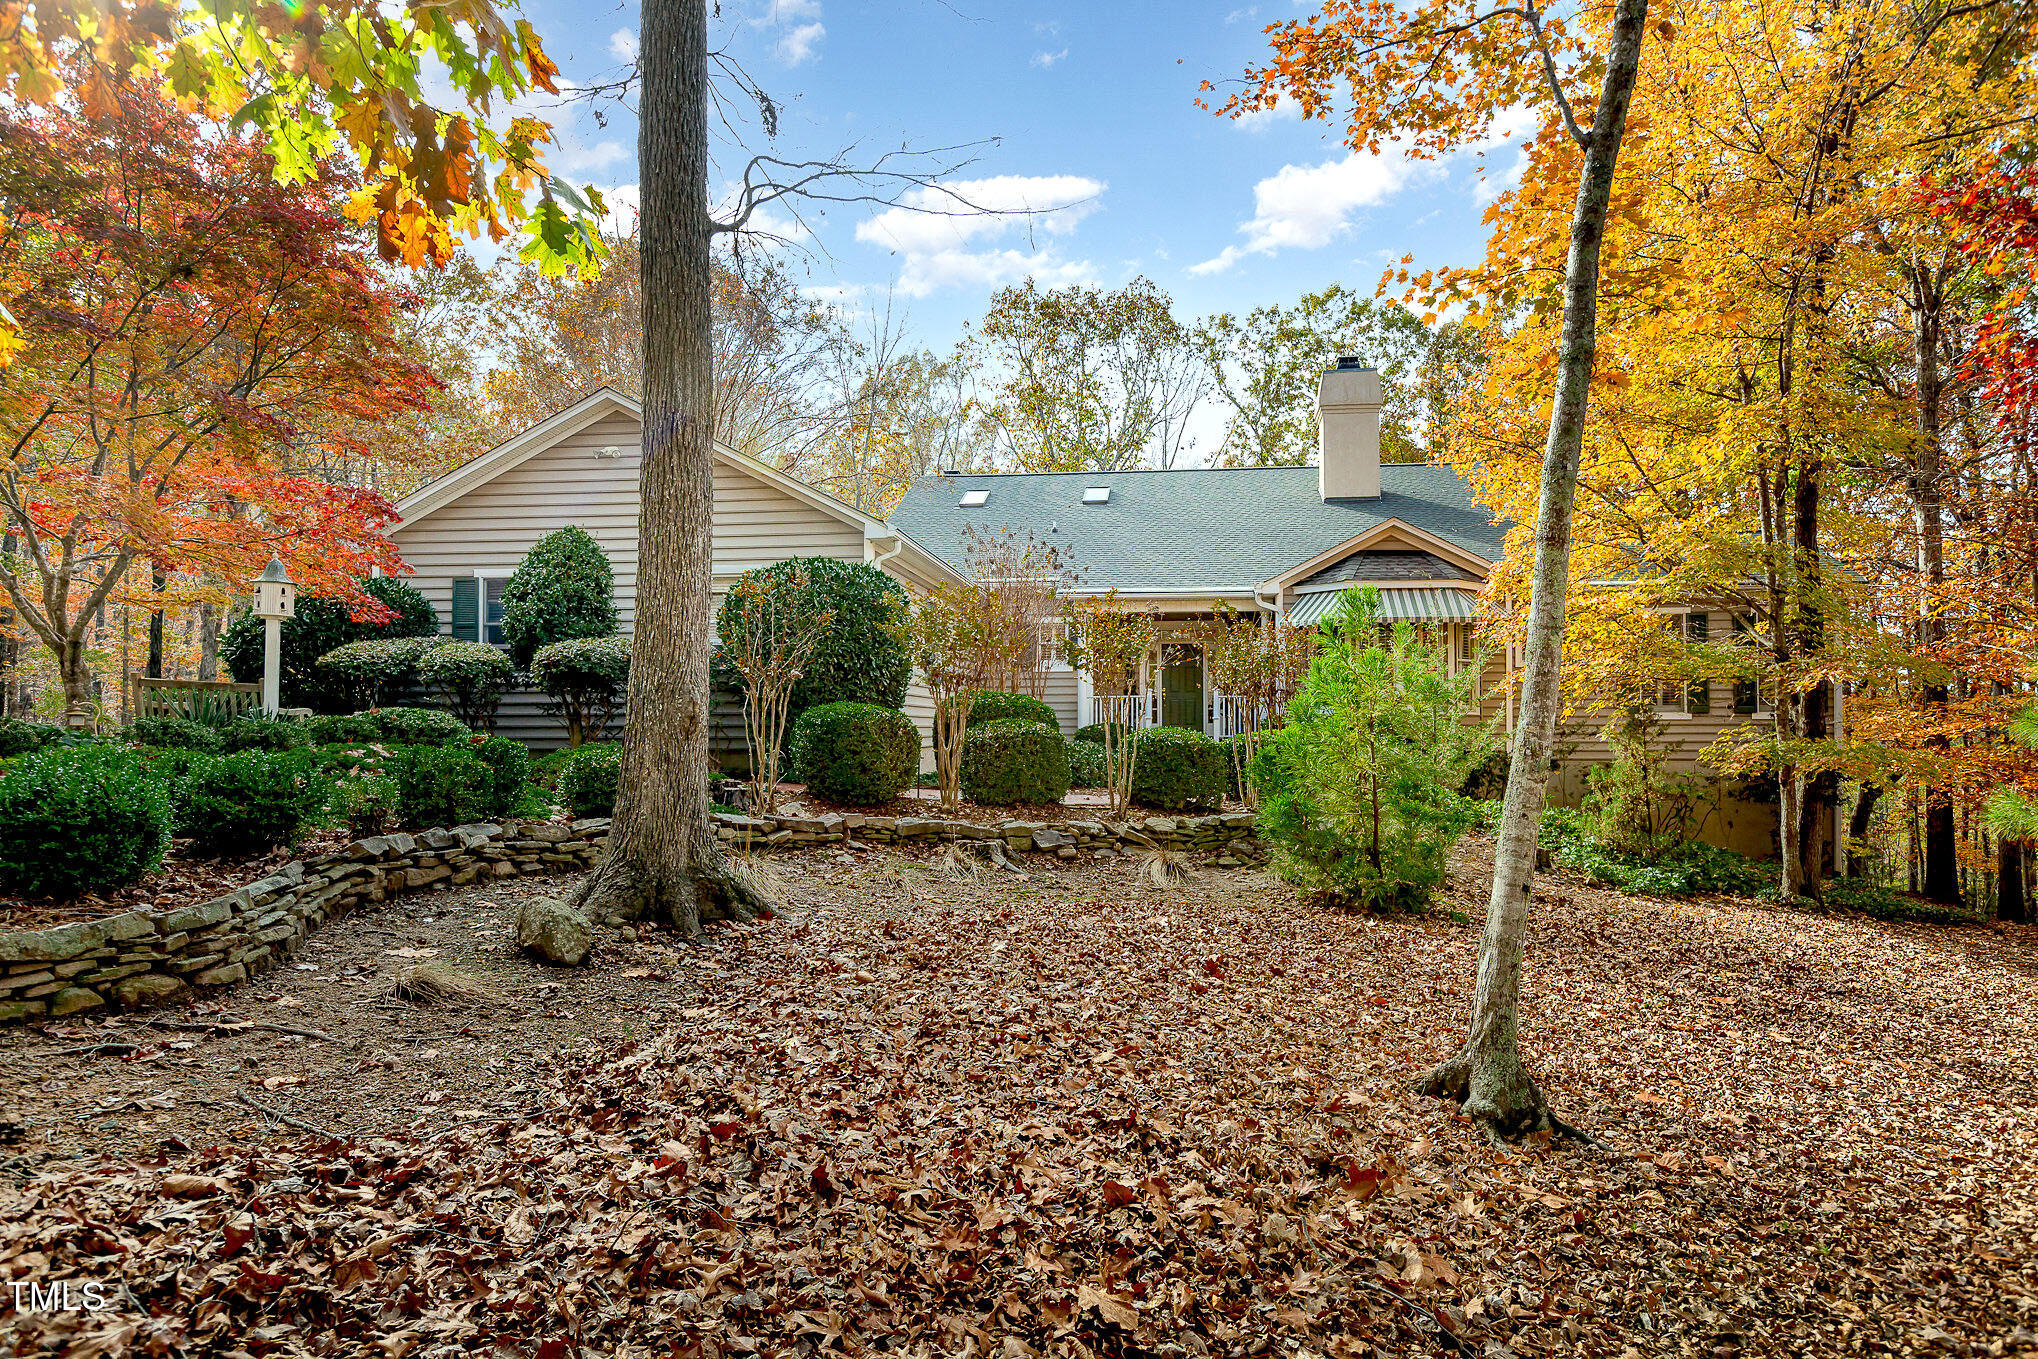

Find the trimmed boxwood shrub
[[342, 775, 399, 839], [302, 713, 383, 745], [1066, 739, 1107, 790], [0, 745, 173, 896], [1073, 722, 1128, 747], [418, 641, 515, 732], [791, 702, 920, 806], [392, 743, 494, 828], [963, 690, 1059, 732], [369, 707, 471, 745], [558, 741, 624, 818], [531, 635, 631, 747], [316, 636, 446, 710], [219, 714, 310, 753], [960, 719, 1070, 807], [502, 525, 618, 668], [128, 716, 224, 753], [179, 751, 330, 855], [223, 576, 438, 712], [1131, 727, 1226, 812], [0, 718, 62, 757], [465, 735, 533, 819], [712, 557, 911, 724]]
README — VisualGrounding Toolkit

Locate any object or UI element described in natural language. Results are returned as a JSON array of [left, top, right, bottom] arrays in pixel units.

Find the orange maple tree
[[0, 68, 435, 721]]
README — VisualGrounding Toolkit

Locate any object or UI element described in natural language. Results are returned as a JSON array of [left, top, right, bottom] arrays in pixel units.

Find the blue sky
[[509, 0, 1529, 353]]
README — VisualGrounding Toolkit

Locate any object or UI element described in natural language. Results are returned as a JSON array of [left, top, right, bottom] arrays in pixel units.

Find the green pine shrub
[[0, 745, 173, 896], [392, 744, 494, 828], [963, 690, 1059, 731], [222, 576, 438, 712], [179, 751, 330, 856], [128, 716, 224, 753], [1066, 739, 1107, 790], [501, 525, 618, 668], [418, 641, 515, 732], [1130, 727, 1227, 813], [1254, 589, 1495, 912], [219, 714, 310, 753], [558, 742, 624, 818], [530, 635, 631, 746], [790, 701, 920, 806], [711, 557, 910, 723], [960, 719, 1070, 807], [0, 718, 63, 757]]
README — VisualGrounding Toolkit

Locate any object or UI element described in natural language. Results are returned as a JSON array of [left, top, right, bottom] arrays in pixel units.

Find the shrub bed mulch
[[5, 837, 2035, 1357], [0, 833, 353, 934]]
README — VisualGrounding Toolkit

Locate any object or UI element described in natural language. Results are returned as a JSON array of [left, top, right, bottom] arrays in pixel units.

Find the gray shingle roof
[[1297, 549, 1478, 588], [887, 464, 1506, 593]]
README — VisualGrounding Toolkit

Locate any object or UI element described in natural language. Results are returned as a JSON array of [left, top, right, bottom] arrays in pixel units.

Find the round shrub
[[531, 635, 631, 746], [179, 751, 330, 856], [790, 702, 920, 806], [1066, 739, 1107, 790], [316, 635, 445, 710], [960, 719, 1070, 807], [128, 716, 223, 753], [465, 735, 532, 819], [1130, 727, 1226, 812], [391, 744, 494, 829], [1073, 722, 1129, 747], [501, 525, 618, 668], [0, 718, 62, 757], [964, 690, 1058, 732], [341, 775, 399, 840], [558, 741, 624, 818], [369, 707, 471, 745], [712, 557, 911, 722], [219, 714, 310, 753], [223, 575, 438, 712], [418, 641, 515, 732], [302, 713, 383, 745], [0, 745, 172, 896]]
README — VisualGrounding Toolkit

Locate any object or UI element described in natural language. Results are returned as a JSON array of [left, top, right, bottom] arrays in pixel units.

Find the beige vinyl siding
[[392, 409, 874, 751], [1040, 669, 1079, 734], [902, 680, 936, 773]]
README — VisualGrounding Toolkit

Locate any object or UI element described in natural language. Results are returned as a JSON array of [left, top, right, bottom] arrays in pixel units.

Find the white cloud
[[777, 20, 825, 64], [1470, 105, 1540, 205], [596, 183, 641, 238], [608, 28, 638, 63], [1231, 97, 1302, 134], [1190, 148, 1428, 275], [1224, 6, 1259, 22], [1031, 47, 1069, 68], [855, 174, 1106, 297]]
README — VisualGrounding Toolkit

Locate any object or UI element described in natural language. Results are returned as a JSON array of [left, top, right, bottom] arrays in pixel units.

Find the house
[[388, 387, 962, 750], [889, 358, 1786, 855]]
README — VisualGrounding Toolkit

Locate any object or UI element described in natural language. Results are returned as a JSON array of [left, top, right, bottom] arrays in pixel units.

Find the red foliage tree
[[0, 69, 435, 722]]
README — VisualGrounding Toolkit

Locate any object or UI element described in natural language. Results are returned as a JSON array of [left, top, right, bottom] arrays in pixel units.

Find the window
[[483, 577, 507, 646], [959, 488, 989, 507], [1082, 486, 1110, 504], [1458, 623, 1476, 667], [1654, 614, 1687, 714], [451, 574, 510, 646]]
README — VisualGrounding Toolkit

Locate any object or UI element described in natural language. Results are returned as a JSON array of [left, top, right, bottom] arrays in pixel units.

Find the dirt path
[[4, 838, 2037, 1358]]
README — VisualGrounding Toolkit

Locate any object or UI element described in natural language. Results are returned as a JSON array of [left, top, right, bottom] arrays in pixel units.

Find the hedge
[[960, 719, 1070, 807], [502, 526, 618, 668], [219, 714, 310, 753], [1066, 739, 1107, 790], [316, 636, 446, 711], [712, 557, 910, 724], [418, 641, 515, 732], [392, 744, 496, 828], [531, 635, 630, 747], [0, 718, 63, 757], [367, 707, 471, 745], [791, 702, 920, 806], [223, 576, 438, 712], [0, 745, 173, 897], [1074, 722, 1130, 747], [128, 716, 224, 753], [1130, 727, 1226, 812], [559, 742, 624, 818], [962, 690, 1059, 732], [179, 751, 329, 855], [466, 735, 533, 819]]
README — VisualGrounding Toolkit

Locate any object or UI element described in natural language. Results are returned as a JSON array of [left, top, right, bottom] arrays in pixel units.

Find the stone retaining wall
[[0, 809, 1260, 1023]]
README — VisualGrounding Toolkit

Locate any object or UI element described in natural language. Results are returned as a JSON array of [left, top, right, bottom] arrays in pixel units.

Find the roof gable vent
[[1082, 486, 1110, 504], [959, 488, 989, 507]]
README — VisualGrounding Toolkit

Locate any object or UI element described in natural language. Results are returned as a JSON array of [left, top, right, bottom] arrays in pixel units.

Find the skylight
[[1082, 486, 1110, 505], [959, 488, 989, 507]]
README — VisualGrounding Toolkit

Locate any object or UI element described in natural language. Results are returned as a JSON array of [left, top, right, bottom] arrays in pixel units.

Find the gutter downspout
[[867, 532, 906, 576]]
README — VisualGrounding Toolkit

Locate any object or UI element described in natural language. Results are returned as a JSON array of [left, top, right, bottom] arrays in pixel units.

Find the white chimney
[[1318, 356, 1382, 500]]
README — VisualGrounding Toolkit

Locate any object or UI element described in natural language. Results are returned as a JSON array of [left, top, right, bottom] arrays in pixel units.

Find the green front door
[[1160, 644, 1203, 730]]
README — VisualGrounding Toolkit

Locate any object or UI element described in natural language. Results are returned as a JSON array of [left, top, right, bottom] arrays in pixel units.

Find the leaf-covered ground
[[4, 838, 2036, 1358]]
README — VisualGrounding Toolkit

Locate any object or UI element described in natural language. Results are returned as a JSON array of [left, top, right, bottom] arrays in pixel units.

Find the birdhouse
[[253, 557, 297, 620]]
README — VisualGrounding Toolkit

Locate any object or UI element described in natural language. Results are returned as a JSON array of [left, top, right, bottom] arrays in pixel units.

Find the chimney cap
[[1334, 355, 1369, 371]]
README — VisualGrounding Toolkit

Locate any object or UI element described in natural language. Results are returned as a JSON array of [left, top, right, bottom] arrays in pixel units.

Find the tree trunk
[[1846, 782, 1881, 878], [146, 565, 167, 680], [58, 630, 94, 730], [196, 596, 222, 681], [1997, 836, 2027, 924], [565, 0, 773, 935], [1791, 457, 1834, 896], [1415, 0, 1649, 1143], [1910, 284, 1960, 905]]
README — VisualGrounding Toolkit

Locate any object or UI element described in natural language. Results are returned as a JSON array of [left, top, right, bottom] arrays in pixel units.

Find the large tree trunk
[[1846, 782, 1882, 878], [565, 0, 772, 936], [58, 629, 94, 730], [1415, 0, 1648, 1142], [1910, 283, 1961, 905], [196, 596, 222, 681], [146, 565, 167, 680], [1997, 836, 2027, 924], [1791, 460, 1835, 895]]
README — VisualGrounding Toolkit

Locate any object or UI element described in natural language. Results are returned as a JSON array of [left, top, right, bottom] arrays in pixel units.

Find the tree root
[[567, 838, 783, 938], [1414, 1047, 1598, 1149]]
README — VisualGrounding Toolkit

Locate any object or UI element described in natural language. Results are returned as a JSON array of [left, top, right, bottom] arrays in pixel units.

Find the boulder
[[516, 897, 592, 966]]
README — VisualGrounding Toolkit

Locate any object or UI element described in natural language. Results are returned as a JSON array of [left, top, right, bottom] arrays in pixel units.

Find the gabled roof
[[888, 463, 1506, 594]]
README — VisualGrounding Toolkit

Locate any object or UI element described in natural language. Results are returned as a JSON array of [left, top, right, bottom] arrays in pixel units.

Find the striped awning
[[1286, 587, 1479, 627]]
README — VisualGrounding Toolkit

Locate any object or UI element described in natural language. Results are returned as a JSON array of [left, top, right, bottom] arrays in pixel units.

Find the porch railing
[[128, 677, 263, 723], [1209, 694, 1274, 739], [1087, 693, 1156, 731]]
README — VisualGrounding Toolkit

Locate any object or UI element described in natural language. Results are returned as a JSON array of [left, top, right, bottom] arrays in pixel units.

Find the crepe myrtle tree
[[904, 582, 1003, 812], [1062, 591, 1161, 819], [722, 566, 834, 815]]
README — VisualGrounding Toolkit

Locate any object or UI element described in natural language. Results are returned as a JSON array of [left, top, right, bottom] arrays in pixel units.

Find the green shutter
[[450, 577, 480, 641], [1686, 611, 1710, 713]]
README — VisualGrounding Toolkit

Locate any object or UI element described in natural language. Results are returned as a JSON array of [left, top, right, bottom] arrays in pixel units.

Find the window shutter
[[1729, 613, 1758, 714], [1686, 612, 1710, 713], [450, 577, 480, 641]]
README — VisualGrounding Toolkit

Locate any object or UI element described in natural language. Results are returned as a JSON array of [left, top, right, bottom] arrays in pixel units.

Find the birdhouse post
[[252, 558, 297, 716]]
